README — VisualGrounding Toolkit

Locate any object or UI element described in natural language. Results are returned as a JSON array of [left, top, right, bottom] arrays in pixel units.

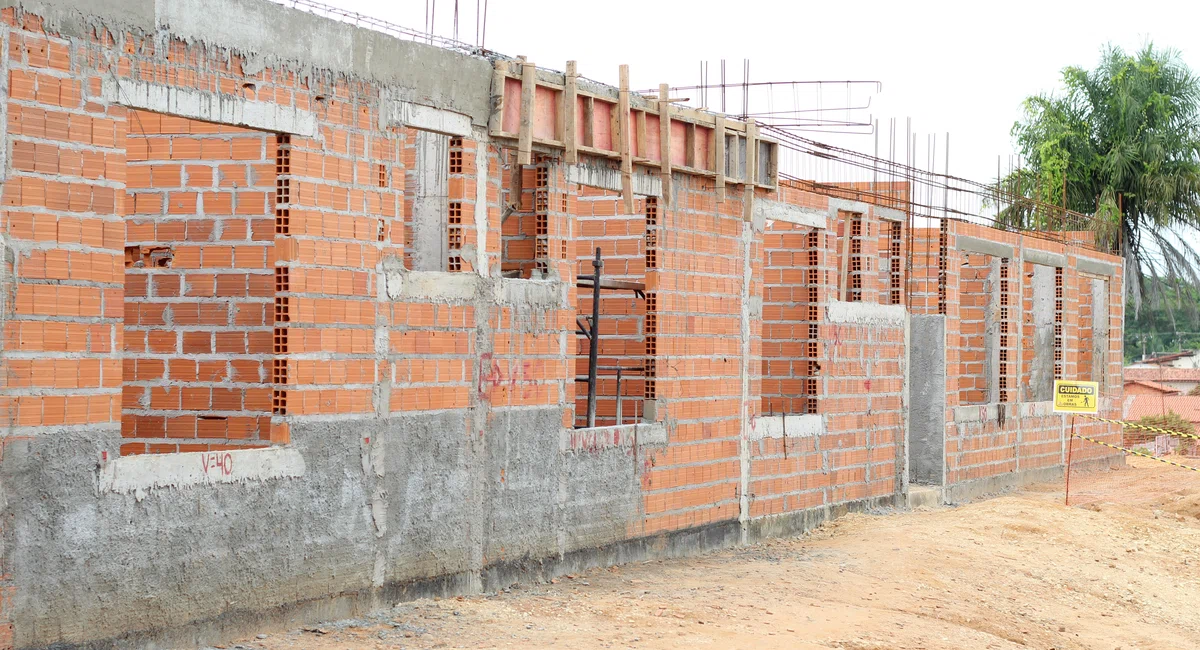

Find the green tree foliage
[[1002, 45, 1200, 313], [1123, 277, 1200, 361]]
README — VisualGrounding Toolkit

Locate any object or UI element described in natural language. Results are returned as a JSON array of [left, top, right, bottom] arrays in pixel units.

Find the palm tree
[[1000, 44, 1200, 315]]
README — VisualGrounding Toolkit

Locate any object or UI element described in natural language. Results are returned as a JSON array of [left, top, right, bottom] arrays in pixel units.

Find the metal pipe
[[586, 247, 603, 428]]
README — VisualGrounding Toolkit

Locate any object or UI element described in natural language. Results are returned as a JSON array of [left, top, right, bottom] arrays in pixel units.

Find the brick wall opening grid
[[761, 224, 825, 415], [957, 252, 995, 405], [573, 186, 647, 427]]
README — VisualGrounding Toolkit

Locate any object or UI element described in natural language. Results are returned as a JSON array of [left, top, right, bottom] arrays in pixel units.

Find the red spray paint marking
[[201, 452, 234, 477]]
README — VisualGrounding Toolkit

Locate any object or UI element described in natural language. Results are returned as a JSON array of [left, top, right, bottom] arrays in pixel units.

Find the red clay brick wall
[[2, 18, 124, 433], [752, 218, 904, 516], [388, 301, 473, 412], [819, 316, 904, 503], [940, 223, 1125, 484], [637, 175, 744, 535], [274, 96, 403, 425], [0, 13, 1134, 648], [120, 112, 275, 452]]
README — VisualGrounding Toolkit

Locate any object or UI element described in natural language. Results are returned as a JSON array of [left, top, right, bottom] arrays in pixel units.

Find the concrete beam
[[826, 300, 906, 326], [748, 414, 824, 441], [381, 98, 473, 137], [382, 266, 479, 303], [102, 79, 319, 136], [955, 235, 1014, 260], [380, 264, 566, 309], [1024, 248, 1066, 268], [828, 198, 871, 215], [0, 0, 156, 36], [12, 0, 494, 127], [564, 161, 662, 197], [755, 198, 827, 230], [1077, 256, 1119, 277], [873, 205, 905, 222]]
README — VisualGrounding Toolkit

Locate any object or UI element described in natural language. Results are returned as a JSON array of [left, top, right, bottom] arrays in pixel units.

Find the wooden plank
[[583, 96, 595, 148], [576, 277, 646, 292], [766, 140, 779, 187], [745, 118, 758, 188], [743, 119, 757, 221], [518, 58, 535, 165], [685, 123, 697, 169], [636, 110, 647, 159], [564, 61, 578, 164], [488, 59, 507, 136], [618, 65, 634, 214], [713, 116, 725, 201], [658, 83, 672, 205], [730, 133, 741, 184], [609, 98, 620, 155]]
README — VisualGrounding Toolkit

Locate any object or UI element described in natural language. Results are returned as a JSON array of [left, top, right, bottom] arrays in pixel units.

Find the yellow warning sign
[[1053, 380, 1100, 414]]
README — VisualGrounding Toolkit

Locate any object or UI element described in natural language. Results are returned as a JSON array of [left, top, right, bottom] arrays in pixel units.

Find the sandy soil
[[228, 456, 1200, 650]]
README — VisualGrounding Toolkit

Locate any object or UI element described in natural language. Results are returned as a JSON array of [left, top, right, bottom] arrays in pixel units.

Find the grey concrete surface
[[1029, 264, 1057, 401], [3, 405, 649, 649], [409, 130, 451, 272], [909, 314, 946, 485], [1091, 278, 1109, 390]]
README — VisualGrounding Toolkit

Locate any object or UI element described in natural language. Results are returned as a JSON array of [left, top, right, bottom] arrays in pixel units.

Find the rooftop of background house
[[1124, 395, 1200, 422], [1124, 367, 1200, 383], [1123, 379, 1182, 395]]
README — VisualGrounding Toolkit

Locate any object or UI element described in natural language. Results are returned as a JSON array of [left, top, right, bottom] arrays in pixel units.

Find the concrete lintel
[[826, 300, 906, 326], [1076, 256, 1118, 277], [565, 161, 662, 197], [872, 205, 905, 222], [382, 98, 473, 137], [1024, 248, 1066, 269], [381, 263, 567, 307], [953, 400, 1065, 423], [495, 277, 568, 309], [828, 198, 870, 215], [955, 235, 1014, 260], [952, 403, 1000, 424], [563, 423, 668, 452], [383, 267, 478, 303], [103, 78, 318, 136], [749, 414, 824, 441], [755, 198, 827, 230], [97, 447, 305, 501]]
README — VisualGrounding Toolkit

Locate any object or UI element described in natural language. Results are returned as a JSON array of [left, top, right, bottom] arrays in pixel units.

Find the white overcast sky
[[326, 0, 1199, 186]]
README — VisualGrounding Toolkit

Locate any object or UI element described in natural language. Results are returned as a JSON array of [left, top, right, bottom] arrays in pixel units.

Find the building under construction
[[0, 0, 1126, 647]]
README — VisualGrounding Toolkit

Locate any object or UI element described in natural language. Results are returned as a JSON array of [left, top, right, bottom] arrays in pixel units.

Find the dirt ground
[[228, 455, 1200, 650]]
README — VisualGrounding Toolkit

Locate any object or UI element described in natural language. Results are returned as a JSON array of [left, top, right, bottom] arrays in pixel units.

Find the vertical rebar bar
[[944, 132, 950, 220], [615, 366, 623, 425], [587, 247, 603, 428]]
